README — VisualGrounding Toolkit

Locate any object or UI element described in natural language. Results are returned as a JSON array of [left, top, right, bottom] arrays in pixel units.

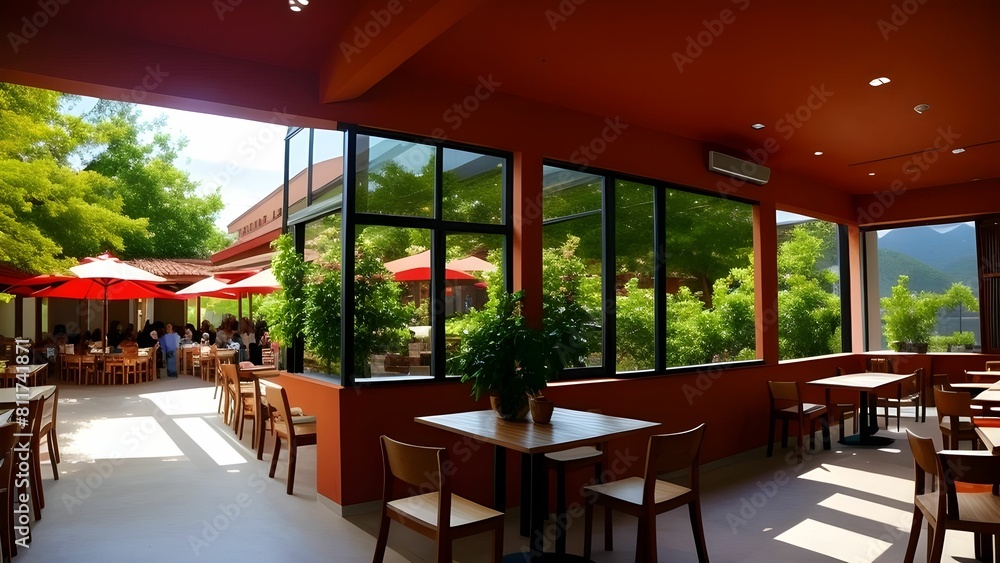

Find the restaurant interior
[[1, 1, 1000, 561]]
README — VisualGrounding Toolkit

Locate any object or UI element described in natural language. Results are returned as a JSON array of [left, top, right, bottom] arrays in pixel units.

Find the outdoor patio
[[17, 373, 983, 562]]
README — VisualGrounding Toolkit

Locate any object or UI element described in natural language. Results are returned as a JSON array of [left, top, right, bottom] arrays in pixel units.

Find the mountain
[[878, 223, 976, 274], [876, 249, 955, 298]]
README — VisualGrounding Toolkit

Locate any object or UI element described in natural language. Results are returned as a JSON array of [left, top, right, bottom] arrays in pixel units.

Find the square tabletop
[[808, 371, 914, 391], [976, 427, 1000, 455], [415, 408, 659, 455], [972, 379, 1000, 405], [0, 385, 57, 405]]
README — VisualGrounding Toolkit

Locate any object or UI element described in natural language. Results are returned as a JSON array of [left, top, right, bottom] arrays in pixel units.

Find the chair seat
[[780, 403, 825, 416], [585, 476, 690, 507], [941, 419, 974, 431], [388, 492, 503, 528], [545, 446, 602, 463], [916, 491, 1000, 524], [290, 421, 317, 436], [292, 415, 316, 425]]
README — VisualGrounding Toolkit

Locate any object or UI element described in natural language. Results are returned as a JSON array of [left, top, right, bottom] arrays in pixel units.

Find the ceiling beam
[[320, 0, 483, 103]]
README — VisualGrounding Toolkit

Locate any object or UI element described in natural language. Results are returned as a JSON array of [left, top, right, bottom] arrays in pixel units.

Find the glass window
[[872, 222, 978, 352], [615, 180, 655, 371], [311, 129, 345, 204], [287, 129, 310, 210], [542, 166, 603, 369], [776, 212, 843, 360], [354, 225, 432, 380], [442, 149, 504, 224], [664, 188, 755, 367], [445, 233, 505, 374], [302, 214, 342, 375], [355, 135, 434, 218]]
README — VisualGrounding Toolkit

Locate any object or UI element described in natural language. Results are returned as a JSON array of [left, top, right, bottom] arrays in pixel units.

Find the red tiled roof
[[125, 259, 214, 278]]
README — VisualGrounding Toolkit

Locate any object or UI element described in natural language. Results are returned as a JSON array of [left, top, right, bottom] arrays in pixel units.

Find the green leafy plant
[[352, 239, 414, 376], [452, 291, 559, 419], [881, 275, 978, 351]]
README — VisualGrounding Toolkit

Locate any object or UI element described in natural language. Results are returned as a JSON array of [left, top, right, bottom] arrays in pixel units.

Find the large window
[[868, 221, 979, 352], [543, 163, 758, 376], [776, 212, 845, 360]]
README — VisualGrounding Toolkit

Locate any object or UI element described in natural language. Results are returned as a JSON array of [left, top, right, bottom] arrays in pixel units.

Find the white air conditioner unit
[[708, 151, 770, 185]]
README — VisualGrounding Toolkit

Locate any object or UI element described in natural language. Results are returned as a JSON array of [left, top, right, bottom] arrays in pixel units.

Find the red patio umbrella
[[393, 267, 478, 282], [2, 274, 75, 296]]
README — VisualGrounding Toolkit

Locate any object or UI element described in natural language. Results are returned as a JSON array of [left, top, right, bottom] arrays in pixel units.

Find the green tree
[[0, 83, 145, 273], [777, 221, 841, 359], [80, 100, 228, 259], [352, 238, 414, 376]]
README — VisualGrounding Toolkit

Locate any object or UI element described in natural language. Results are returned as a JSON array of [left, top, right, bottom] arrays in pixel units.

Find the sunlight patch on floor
[[799, 463, 912, 503], [62, 416, 184, 461], [174, 417, 248, 466], [139, 386, 218, 416], [818, 493, 912, 531], [776, 518, 892, 563]]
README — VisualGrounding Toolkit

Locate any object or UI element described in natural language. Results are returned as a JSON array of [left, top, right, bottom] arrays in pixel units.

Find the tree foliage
[[881, 275, 978, 346]]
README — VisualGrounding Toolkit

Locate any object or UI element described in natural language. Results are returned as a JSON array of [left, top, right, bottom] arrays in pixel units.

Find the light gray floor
[[19, 375, 982, 562]]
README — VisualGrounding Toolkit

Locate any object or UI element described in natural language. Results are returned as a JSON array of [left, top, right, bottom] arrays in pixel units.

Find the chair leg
[[604, 505, 613, 551], [51, 429, 60, 464], [269, 436, 281, 478], [556, 465, 567, 554], [492, 521, 503, 563], [821, 416, 831, 450], [902, 508, 922, 563], [47, 437, 58, 480], [286, 444, 297, 495], [373, 508, 390, 563], [927, 520, 945, 563], [583, 500, 593, 560], [435, 534, 452, 563], [689, 500, 710, 563]]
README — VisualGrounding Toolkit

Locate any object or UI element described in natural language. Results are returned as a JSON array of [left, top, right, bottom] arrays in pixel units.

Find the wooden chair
[[877, 369, 924, 431], [767, 381, 830, 462], [79, 353, 96, 384], [198, 346, 217, 382], [903, 430, 1000, 563], [867, 357, 894, 373], [934, 385, 980, 450], [832, 368, 858, 438], [37, 387, 60, 481], [373, 435, 504, 563], [583, 424, 709, 563], [986, 361, 1000, 371], [221, 364, 256, 443], [0, 422, 18, 560], [265, 383, 317, 495], [120, 348, 140, 384]]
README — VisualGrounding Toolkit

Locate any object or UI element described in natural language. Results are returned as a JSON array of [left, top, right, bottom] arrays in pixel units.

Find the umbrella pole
[[238, 292, 243, 324]]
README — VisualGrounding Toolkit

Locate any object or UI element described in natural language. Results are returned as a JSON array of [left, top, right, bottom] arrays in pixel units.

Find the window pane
[[302, 213, 342, 375], [616, 180, 655, 371], [311, 129, 344, 205], [873, 222, 978, 352], [542, 166, 603, 369], [664, 189, 755, 366], [442, 149, 504, 224], [355, 225, 431, 379], [445, 233, 505, 374], [355, 135, 434, 218], [776, 213, 843, 360], [287, 129, 309, 210]]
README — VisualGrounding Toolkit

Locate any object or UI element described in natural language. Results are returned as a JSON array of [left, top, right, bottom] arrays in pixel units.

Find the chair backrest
[[900, 368, 923, 395], [934, 385, 973, 418], [220, 363, 238, 387], [905, 430, 941, 498], [932, 374, 953, 391], [0, 422, 17, 495], [986, 361, 1000, 372], [867, 357, 893, 373], [40, 387, 57, 435], [768, 381, 801, 409], [643, 423, 706, 505], [265, 383, 295, 441]]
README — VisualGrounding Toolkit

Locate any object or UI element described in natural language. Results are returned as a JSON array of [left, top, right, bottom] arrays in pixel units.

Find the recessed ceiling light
[[289, 0, 307, 11], [751, 123, 765, 130], [813, 151, 823, 156], [952, 147, 966, 154], [868, 172, 876, 176], [914, 103, 930, 114], [868, 77, 891, 87]]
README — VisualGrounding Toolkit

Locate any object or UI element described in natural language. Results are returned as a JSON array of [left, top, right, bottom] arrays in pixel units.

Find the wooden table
[[808, 371, 915, 447], [976, 427, 1000, 455], [0, 385, 57, 405], [972, 379, 1000, 407], [1, 364, 48, 388], [416, 408, 659, 560], [966, 370, 1000, 383]]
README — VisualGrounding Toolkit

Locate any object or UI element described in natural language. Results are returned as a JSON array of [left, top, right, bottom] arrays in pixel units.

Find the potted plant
[[881, 276, 979, 353], [452, 291, 559, 420]]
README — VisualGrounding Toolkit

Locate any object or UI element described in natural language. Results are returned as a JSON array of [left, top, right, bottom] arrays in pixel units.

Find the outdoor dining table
[[416, 408, 659, 561], [808, 371, 915, 447]]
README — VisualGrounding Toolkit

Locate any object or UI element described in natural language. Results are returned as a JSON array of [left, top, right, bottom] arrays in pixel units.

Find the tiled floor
[[19, 375, 984, 562]]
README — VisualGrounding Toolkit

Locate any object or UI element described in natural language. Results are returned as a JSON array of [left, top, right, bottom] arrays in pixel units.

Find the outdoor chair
[[767, 381, 830, 462], [903, 430, 1000, 563], [877, 368, 924, 431], [583, 424, 709, 563], [265, 383, 317, 495], [373, 435, 504, 563]]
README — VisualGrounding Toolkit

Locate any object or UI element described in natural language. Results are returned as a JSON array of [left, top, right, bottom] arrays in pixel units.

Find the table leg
[[529, 452, 547, 556], [494, 446, 506, 511], [520, 454, 531, 537], [839, 390, 895, 446]]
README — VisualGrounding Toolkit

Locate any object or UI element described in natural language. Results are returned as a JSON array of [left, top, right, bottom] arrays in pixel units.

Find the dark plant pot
[[896, 342, 929, 353], [490, 395, 529, 421], [529, 396, 554, 424]]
